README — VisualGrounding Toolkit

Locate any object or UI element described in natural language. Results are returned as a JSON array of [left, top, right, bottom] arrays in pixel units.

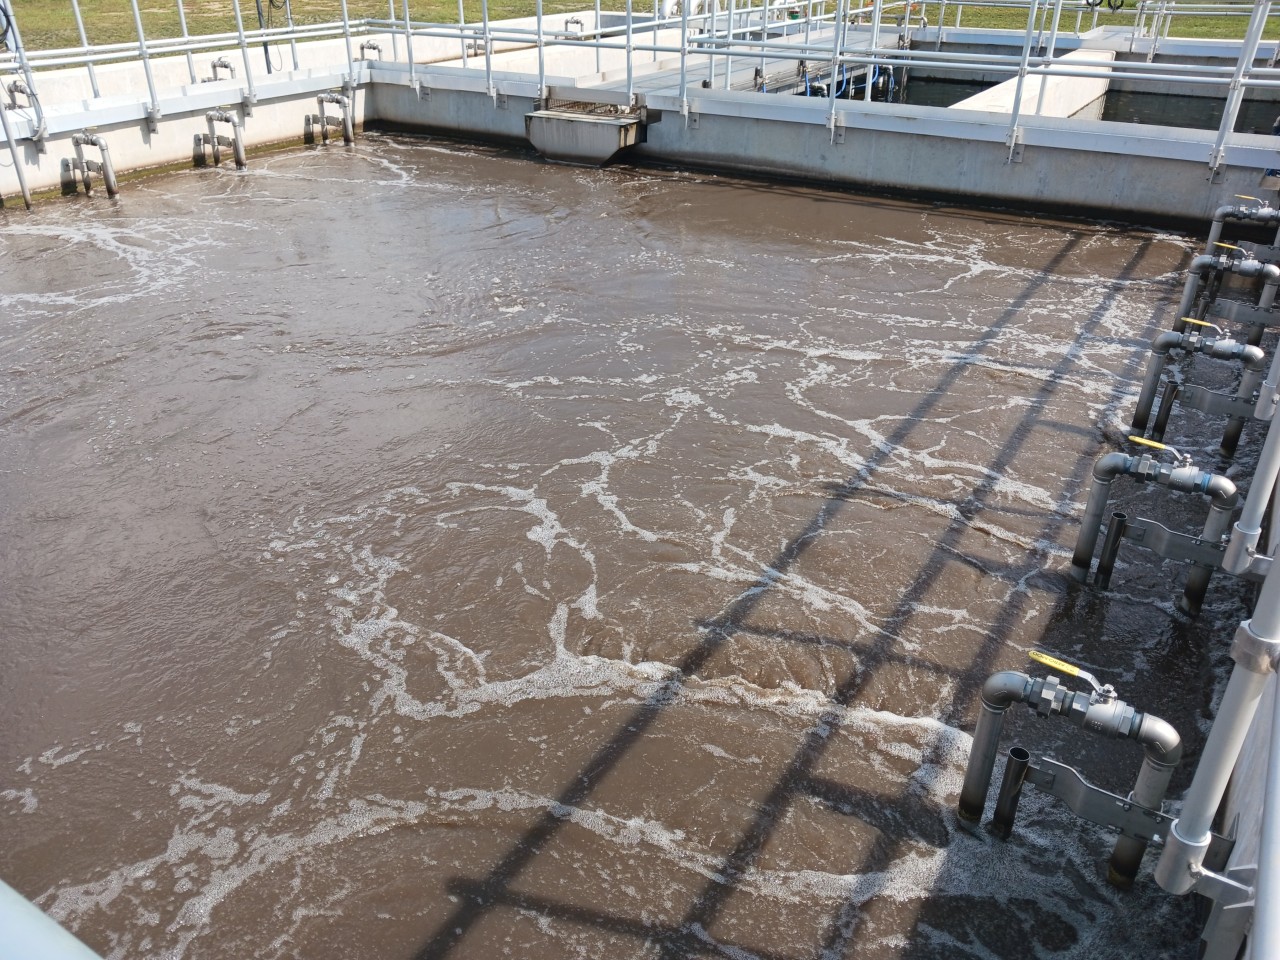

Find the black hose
[[0, 3, 11, 50], [1107, 0, 1123, 10]]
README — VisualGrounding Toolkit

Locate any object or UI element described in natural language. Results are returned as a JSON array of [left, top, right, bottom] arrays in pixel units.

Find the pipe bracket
[[1230, 620, 1280, 674], [1024, 757, 1173, 842], [1190, 863, 1256, 909], [1123, 517, 1226, 570], [1180, 386, 1261, 420]]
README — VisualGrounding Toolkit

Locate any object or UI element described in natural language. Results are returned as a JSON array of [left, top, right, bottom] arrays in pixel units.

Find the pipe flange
[[1230, 620, 1280, 675]]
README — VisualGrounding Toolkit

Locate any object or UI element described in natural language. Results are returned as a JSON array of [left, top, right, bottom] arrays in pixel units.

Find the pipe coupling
[[1230, 619, 1280, 675]]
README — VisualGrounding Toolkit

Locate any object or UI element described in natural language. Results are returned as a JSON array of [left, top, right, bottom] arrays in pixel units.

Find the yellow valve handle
[[1214, 241, 1244, 251], [1128, 435, 1168, 451], [1028, 649, 1081, 677], [1029, 650, 1104, 693], [1182, 317, 1214, 327], [1236, 194, 1261, 202]]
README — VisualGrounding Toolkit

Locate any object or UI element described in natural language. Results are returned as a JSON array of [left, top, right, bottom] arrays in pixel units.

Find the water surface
[[0, 135, 1241, 959]]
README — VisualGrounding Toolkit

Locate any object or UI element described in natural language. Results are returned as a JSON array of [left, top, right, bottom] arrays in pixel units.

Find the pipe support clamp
[[1154, 818, 1213, 894], [1230, 620, 1280, 674]]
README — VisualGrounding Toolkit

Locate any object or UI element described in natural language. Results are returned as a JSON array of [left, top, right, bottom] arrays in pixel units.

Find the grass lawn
[[1, 0, 1273, 49]]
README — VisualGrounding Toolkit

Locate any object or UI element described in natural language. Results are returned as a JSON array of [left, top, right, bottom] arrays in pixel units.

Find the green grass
[[3, 0, 1274, 49]]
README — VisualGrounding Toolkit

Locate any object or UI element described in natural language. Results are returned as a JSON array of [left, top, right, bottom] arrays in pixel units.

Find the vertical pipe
[[1180, 499, 1235, 617], [594, 0, 602, 73], [1221, 363, 1265, 459], [70, 0, 103, 97], [1094, 512, 1128, 592], [957, 694, 1012, 822], [1108, 750, 1178, 888], [1131, 345, 1173, 433], [1209, 0, 1271, 173], [1004, 0, 1039, 160], [1150, 379, 1179, 444], [1070, 462, 1125, 582], [0, 97, 33, 210], [97, 139, 119, 197], [73, 137, 91, 194], [230, 0, 259, 104], [991, 746, 1030, 839], [128, 0, 163, 124], [1249, 675, 1280, 957], [207, 114, 221, 165]]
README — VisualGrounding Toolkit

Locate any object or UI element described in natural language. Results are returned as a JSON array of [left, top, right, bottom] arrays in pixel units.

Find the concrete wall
[[3, 20, 1279, 225]]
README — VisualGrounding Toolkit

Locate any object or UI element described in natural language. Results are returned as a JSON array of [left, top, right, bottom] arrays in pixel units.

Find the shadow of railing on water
[[414, 233, 1181, 960]]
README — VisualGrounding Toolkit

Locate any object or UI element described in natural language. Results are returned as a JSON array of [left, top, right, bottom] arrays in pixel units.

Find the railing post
[[1004, 0, 1040, 161], [458, 0, 468, 65], [127, 0, 162, 130], [0, 0, 47, 146], [230, 0, 259, 109], [338, 0, 356, 86], [679, 0, 690, 101], [284, 0, 299, 70], [626, 0, 635, 103], [1208, 0, 1272, 177], [388, 0, 400, 60], [0, 95, 33, 209], [827, 0, 848, 136], [1251, 673, 1280, 956], [593, 0, 604, 72], [1033, 0, 1064, 115], [70, 0, 104, 97], [536, 0, 546, 105], [403, 0, 417, 86], [865, 0, 883, 101], [724, 0, 736, 88], [481, 0, 494, 100]]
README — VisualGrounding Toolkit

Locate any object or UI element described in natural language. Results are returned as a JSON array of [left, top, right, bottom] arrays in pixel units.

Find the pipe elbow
[[1264, 264, 1280, 284], [1150, 331, 1183, 356], [1135, 713, 1182, 766], [1205, 474, 1239, 509], [981, 670, 1032, 710], [1189, 254, 1219, 275], [1243, 344, 1267, 372], [1093, 452, 1132, 483]]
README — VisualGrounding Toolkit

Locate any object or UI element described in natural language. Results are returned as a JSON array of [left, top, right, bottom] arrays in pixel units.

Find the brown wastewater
[[0, 134, 1251, 959]]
